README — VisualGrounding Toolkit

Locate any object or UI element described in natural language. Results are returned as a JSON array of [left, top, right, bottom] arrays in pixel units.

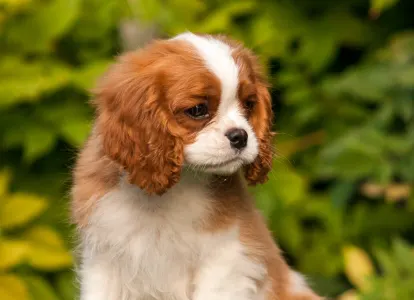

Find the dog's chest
[[87, 181, 238, 300], [119, 221, 207, 300]]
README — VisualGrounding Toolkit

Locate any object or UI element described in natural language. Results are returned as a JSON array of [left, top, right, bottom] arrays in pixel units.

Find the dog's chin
[[184, 148, 258, 176], [192, 158, 246, 175]]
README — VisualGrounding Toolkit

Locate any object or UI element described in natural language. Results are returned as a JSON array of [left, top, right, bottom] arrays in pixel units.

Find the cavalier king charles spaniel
[[71, 32, 322, 300]]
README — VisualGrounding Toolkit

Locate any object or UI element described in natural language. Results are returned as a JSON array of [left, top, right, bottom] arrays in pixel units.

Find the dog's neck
[[120, 166, 245, 201], [113, 167, 250, 232]]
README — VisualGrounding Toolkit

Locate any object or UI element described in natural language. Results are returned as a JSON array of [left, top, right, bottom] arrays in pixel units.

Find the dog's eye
[[245, 96, 256, 112], [185, 104, 209, 119]]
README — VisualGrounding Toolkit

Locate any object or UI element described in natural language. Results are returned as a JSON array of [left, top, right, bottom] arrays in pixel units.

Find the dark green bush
[[0, 0, 413, 299]]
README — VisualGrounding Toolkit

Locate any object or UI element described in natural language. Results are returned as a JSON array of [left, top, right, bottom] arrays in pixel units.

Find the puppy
[[71, 32, 322, 300]]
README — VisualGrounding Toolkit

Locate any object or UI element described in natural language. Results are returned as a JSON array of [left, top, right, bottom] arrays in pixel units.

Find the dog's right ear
[[239, 51, 274, 186], [93, 52, 184, 195], [244, 81, 274, 185]]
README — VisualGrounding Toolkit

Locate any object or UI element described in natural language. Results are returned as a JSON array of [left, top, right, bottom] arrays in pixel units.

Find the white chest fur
[[79, 176, 267, 300]]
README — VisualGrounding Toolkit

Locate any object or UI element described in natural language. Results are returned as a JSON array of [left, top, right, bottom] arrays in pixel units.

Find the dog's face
[[94, 33, 274, 195]]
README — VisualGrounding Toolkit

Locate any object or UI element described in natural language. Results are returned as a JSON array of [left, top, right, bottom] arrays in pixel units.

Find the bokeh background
[[1, 0, 413, 299]]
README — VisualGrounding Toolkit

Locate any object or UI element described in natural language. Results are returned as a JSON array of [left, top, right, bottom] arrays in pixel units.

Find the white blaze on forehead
[[175, 33, 259, 172], [173, 32, 240, 116]]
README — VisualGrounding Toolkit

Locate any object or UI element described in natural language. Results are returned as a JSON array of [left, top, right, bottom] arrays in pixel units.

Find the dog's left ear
[[94, 51, 184, 195], [244, 79, 275, 185]]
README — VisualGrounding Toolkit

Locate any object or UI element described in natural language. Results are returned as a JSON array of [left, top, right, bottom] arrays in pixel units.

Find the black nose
[[225, 128, 248, 150]]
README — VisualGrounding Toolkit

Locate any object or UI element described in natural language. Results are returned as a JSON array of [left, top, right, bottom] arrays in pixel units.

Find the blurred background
[[0, 0, 413, 299]]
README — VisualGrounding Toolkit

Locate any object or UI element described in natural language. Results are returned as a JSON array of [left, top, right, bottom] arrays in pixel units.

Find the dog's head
[[94, 33, 274, 195]]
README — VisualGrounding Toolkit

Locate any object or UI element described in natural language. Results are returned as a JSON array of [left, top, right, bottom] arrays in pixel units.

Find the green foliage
[[0, 171, 73, 300], [355, 239, 414, 300], [0, 0, 413, 299], [0, 1, 116, 299]]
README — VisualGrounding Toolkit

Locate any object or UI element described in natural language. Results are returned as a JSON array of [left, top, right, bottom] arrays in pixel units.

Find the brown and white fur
[[71, 32, 322, 300]]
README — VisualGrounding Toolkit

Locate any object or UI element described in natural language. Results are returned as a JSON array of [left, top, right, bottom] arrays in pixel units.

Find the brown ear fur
[[244, 67, 275, 185], [94, 52, 184, 195]]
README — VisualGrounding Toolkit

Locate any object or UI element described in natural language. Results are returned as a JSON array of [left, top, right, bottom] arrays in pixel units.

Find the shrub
[[0, 0, 412, 299]]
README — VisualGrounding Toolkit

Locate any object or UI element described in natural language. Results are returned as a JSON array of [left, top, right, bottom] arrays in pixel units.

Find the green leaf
[[276, 215, 303, 253], [321, 147, 382, 179], [195, 1, 256, 33], [60, 118, 91, 147], [275, 165, 307, 204], [321, 65, 392, 102], [318, 129, 386, 179], [0, 58, 72, 110], [323, 11, 372, 46], [254, 187, 278, 219], [295, 26, 337, 73], [249, 13, 291, 58], [284, 84, 313, 104], [393, 92, 414, 121], [311, 276, 350, 298], [56, 272, 77, 300], [23, 276, 60, 300], [259, 160, 308, 204], [4, 0, 81, 53], [32, 98, 92, 147], [301, 245, 343, 276], [0, 193, 48, 229], [0, 76, 68, 109], [375, 248, 399, 277], [71, 60, 111, 90], [0, 239, 30, 270], [392, 238, 414, 272], [0, 274, 29, 300], [331, 181, 355, 208], [1, 117, 30, 149], [34, 98, 91, 125], [365, 239, 414, 299], [23, 126, 57, 163]]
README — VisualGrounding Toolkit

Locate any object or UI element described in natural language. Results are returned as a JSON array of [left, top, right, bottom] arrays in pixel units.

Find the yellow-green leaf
[[0, 239, 30, 270], [27, 246, 73, 270], [338, 289, 359, 300], [272, 161, 307, 203], [1, 0, 32, 13], [0, 169, 11, 197], [22, 226, 72, 271], [0, 274, 29, 300], [343, 245, 375, 292], [0, 193, 48, 229], [23, 276, 59, 300], [370, 0, 399, 18], [22, 225, 66, 249]]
